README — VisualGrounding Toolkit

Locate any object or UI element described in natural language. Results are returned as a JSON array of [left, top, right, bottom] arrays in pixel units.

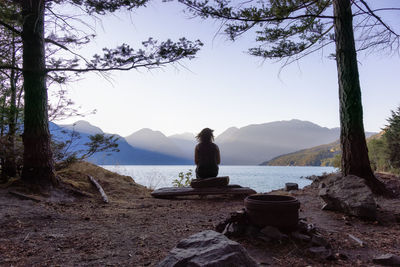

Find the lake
[[101, 165, 336, 193]]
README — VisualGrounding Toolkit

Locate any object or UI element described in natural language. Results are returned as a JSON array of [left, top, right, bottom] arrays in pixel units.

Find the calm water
[[102, 165, 336, 193]]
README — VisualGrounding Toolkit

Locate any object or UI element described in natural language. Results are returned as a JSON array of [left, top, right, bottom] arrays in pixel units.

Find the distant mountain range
[[51, 121, 192, 165], [50, 119, 376, 165]]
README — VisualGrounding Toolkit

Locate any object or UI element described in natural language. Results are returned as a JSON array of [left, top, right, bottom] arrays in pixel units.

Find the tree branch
[[0, 19, 20, 35], [0, 18, 72, 51], [45, 57, 188, 73], [0, 65, 23, 71], [358, 0, 400, 37], [180, 0, 335, 23]]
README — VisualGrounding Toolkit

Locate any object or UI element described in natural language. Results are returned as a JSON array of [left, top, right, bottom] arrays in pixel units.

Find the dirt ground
[[1, 162, 400, 266]]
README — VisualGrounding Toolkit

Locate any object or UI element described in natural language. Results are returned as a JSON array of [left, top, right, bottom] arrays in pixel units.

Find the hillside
[[262, 141, 340, 166], [263, 132, 379, 166]]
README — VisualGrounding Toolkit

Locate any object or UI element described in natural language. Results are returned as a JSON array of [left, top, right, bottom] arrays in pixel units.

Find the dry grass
[[57, 161, 151, 203]]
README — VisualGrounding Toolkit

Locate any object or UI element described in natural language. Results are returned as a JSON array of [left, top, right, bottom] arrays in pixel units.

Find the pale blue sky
[[50, 1, 400, 137]]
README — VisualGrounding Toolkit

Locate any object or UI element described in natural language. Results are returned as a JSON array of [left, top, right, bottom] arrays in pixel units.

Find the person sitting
[[194, 128, 221, 179]]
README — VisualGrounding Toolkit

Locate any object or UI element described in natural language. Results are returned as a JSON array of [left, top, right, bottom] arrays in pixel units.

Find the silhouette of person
[[194, 128, 221, 178]]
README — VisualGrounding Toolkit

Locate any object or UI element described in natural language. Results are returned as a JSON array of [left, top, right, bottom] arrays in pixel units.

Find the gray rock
[[297, 220, 315, 234], [373, 254, 400, 266], [223, 222, 246, 238], [260, 226, 288, 241], [157, 230, 258, 267], [318, 175, 377, 220], [285, 182, 299, 191], [245, 224, 261, 239], [311, 234, 330, 248], [308, 246, 333, 260], [306, 175, 319, 181], [291, 231, 311, 242]]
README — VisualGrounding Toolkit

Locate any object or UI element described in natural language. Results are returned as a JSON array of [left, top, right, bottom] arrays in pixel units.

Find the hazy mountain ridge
[[59, 120, 103, 135], [50, 122, 192, 165], [125, 128, 185, 158], [168, 133, 196, 159], [262, 131, 377, 166], [215, 120, 341, 165], [52, 119, 376, 165]]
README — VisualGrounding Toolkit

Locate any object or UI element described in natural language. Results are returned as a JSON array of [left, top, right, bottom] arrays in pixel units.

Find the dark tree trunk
[[3, 33, 18, 178], [0, 95, 5, 181], [333, 0, 387, 195], [20, 0, 57, 187]]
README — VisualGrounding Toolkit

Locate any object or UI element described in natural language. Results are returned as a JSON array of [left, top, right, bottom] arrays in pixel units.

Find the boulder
[[285, 182, 299, 191], [373, 254, 400, 266], [308, 246, 334, 260], [260, 226, 288, 241], [318, 175, 377, 220], [290, 231, 311, 242], [157, 230, 258, 267], [311, 234, 330, 248]]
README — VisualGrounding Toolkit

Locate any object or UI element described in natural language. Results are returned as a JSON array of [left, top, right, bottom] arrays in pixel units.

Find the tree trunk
[[20, 0, 57, 188], [0, 94, 5, 181], [333, 0, 387, 195], [3, 33, 18, 178]]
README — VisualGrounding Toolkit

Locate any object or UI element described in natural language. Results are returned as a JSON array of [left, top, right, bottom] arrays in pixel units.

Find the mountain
[[52, 119, 376, 165], [59, 120, 103, 135], [215, 127, 239, 143], [51, 122, 192, 165], [215, 120, 341, 165], [168, 133, 196, 159], [125, 128, 186, 158], [262, 141, 341, 166]]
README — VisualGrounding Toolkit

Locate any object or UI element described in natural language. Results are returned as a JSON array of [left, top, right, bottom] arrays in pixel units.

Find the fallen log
[[190, 176, 229, 188], [151, 184, 256, 199], [9, 191, 41, 202], [88, 175, 109, 203]]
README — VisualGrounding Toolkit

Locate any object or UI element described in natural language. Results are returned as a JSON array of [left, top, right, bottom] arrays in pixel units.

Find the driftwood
[[348, 234, 365, 247], [151, 185, 256, 199], [88, 175, 109, 203], [190, 176, 230, 188], [8, 191, 41, 202]]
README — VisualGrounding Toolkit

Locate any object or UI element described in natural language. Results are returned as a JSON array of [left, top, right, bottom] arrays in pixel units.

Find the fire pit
[[244, 194, 300, 231]]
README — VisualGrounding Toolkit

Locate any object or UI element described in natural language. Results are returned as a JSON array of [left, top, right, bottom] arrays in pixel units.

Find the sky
[[49, 1, 400, 137]]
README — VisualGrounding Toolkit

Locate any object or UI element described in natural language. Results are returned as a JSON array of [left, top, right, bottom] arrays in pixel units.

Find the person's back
[[194, 128, 221, 178]]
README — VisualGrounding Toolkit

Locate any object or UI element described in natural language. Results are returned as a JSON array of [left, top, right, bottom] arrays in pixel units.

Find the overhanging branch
[[358, 0, 400, 38], [45, 57, 186, 73]]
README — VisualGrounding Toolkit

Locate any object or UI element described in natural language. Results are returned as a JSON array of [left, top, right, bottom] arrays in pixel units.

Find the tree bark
[[20, 0, 57, 187], [0, 95, 5, 181], [333, 0, 387, 195], [3, 33, 18, 178]]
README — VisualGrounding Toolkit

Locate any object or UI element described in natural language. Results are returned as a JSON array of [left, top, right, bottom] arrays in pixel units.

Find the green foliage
[[331, 153, 341, 169], [180, 0, 398, 62], [368, 137, 390, 172], [52, 131, 120, 168], [81, 134, 120, 159], [264, 141, 340, 166], [383, 107, 400, 170], [172, 169, 193, 187]]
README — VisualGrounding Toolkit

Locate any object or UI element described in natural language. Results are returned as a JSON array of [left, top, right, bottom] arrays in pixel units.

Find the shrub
[[172, 169, 193, 187]]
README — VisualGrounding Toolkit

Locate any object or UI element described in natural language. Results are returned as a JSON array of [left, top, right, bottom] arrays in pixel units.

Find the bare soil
[[1, 162, 400, 266]]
